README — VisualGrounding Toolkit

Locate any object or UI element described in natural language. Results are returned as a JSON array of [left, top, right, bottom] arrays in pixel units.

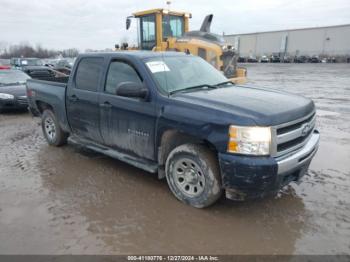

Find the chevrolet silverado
[[26, 52, 320, 208]]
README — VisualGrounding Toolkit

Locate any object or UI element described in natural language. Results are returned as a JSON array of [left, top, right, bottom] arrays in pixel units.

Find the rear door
[[66, 57, 104, 143], [99, 59, 157, 160]]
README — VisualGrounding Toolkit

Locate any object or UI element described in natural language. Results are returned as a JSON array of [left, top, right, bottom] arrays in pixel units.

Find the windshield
[[0, 70, 30, 86], [162, 15, 184, 39], [145, 55, 229, 94], [20, 59, 43, 66]]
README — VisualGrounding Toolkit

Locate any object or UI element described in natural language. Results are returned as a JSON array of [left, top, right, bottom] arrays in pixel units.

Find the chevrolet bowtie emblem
[[301, 123, 311, 136]]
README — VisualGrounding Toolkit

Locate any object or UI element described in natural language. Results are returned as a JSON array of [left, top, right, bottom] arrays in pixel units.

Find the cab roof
[[80, 51, 189, 60], [133, 8, 191, 17]]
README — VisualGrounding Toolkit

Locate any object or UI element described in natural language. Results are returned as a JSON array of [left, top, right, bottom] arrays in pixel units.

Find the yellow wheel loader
[[123, 8, 247, 84]]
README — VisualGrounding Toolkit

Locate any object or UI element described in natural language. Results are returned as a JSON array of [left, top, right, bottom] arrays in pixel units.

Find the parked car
[[327, 57, 337, 63], [237, 56, 246, 63], [57, 59, 72, 68], [10, 57, 57, 79], [11, 58, 44, 69], [310, 56, 320, 63], [247, 56, 258, 63], [53, 59, 72, 75], [45, 59, 72, 75], [43, 59, 57, 67], [282, 56, 292, 63], [260, 55, 269, 63], [0, 59, 11, 66], [0, 70, 30, 112], [270, 55, 281, 63], [22, 66, 57, 80], [294, 56, 308, 63], [27, 52, 320, 208]]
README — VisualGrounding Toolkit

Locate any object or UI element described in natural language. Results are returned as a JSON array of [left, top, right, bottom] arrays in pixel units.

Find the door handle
[[100, 101, 112, 108], [70, 94, 79, 102]]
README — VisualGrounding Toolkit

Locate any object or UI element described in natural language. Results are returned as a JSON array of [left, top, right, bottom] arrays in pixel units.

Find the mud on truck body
[[27, 51, 320, 208]]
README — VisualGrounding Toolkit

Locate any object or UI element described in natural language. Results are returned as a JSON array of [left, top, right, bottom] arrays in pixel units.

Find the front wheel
[[41, 109, 68, 146], [165, 144, 222, 208]]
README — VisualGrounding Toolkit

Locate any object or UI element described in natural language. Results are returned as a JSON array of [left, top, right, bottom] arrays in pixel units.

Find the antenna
[[166, 1, 171, 10]]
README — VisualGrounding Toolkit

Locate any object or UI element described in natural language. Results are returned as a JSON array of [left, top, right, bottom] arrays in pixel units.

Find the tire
[[41, 109, 68, 146], [165, 144, 222, 208]]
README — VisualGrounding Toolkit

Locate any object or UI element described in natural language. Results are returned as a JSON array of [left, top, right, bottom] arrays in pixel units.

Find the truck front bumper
[[218, 130, 320, 201]]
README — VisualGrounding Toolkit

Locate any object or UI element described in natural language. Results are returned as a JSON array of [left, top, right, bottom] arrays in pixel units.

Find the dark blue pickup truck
[[27, 52, 320, 208]]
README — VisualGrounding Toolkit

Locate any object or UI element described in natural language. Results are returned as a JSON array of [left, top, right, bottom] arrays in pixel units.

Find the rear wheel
[[165, 144, 222, 208], [41, 109, 68, 146]]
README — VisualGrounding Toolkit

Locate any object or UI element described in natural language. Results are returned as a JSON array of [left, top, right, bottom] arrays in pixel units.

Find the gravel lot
[[0, 63, 349, 255]]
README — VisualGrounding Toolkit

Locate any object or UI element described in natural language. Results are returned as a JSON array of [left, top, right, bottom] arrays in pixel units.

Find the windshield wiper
[[215, 80, 234, 87], [169, 84, 217, 95]]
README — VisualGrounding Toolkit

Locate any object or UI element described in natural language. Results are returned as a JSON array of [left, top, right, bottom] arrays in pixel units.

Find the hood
[[172, 85, 315, 126], [0, 84, 26, 97]]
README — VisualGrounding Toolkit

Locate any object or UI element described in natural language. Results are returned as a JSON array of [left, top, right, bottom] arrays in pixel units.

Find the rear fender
[[35, 101, 70, 133]]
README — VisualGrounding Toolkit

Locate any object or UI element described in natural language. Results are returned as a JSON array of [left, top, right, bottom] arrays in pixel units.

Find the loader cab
[[127, 9, 190, 51]]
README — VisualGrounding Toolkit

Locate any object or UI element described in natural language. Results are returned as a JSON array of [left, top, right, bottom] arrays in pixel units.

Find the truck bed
[[26, 78, 70, 132], [33, 76, 70, 83]]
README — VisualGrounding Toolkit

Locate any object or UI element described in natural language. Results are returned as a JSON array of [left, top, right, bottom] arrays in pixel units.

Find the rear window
[[75, 57, 104, 92]]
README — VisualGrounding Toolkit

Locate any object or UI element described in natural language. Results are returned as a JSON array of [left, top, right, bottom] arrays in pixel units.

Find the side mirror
[[126, 17, 132, 30], [116, 82, 148, 99]]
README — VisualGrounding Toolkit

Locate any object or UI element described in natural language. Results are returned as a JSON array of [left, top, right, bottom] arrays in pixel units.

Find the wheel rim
[[173, 158, 206, 197], [44, 117, 56, 141]]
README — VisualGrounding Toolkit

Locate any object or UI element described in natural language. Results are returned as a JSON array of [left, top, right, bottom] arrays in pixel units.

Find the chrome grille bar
[[277, 114, 316, 144], [271, 111, 316, 158]]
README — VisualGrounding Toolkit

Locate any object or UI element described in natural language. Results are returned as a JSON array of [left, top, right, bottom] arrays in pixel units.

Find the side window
[[105, 61, 142, 94], [140, 15, 156, 50], [75, 57, 103, 92]]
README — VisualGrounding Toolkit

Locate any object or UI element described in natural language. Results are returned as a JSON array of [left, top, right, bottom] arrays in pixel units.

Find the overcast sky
[[1, 0, 350, 51]]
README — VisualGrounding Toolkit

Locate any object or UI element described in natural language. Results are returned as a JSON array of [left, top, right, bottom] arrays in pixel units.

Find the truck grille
[[272, 112, 316, 157]]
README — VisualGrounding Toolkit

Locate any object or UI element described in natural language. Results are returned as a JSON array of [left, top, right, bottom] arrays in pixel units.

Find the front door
[[99, 59, 157, 160], [66, 57, 104, 143]]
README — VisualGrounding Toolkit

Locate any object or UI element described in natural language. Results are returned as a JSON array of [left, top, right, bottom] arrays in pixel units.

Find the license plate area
[[281, 160, 311, 186]]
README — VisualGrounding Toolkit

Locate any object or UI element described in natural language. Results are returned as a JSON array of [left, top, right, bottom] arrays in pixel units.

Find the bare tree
[[62, 48, 79, 58], [0, 43, 78, 59]]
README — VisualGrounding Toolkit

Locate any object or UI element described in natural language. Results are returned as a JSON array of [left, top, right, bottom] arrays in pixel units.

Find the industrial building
[[224, 24, 350, 59]]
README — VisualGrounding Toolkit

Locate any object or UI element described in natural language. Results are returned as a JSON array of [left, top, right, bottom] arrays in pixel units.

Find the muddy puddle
[[0, 64, 349, 254]]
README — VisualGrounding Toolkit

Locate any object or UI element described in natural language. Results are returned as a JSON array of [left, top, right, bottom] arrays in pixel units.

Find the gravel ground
[[0, 63, 349, 255]]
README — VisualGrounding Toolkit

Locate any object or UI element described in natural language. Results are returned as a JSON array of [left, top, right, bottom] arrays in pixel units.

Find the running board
[[68, 136, 159, 173]]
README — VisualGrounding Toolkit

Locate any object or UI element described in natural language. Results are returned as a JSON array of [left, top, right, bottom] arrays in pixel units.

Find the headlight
[[0, 93, 15, 100], [228, 125, 271, 155]]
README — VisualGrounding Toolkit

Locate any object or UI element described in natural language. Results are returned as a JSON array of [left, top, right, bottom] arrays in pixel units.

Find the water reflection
[[38, 143, 306, 254]]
